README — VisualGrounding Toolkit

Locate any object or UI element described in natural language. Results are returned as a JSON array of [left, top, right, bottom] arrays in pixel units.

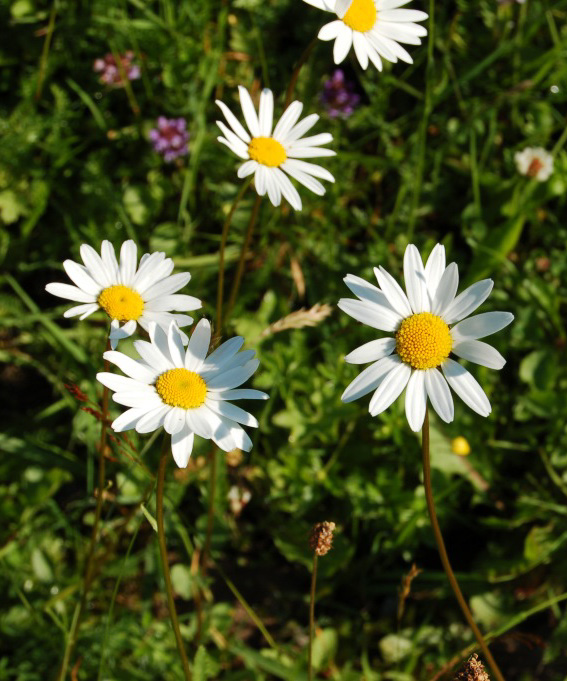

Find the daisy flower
[[303, 0, 428, 71], [339, 244, 514, 432], [46, 240, 201, 348], [215, 86, 335, 211], [97, 320, 268, 467], [514, 146, 553, 182]]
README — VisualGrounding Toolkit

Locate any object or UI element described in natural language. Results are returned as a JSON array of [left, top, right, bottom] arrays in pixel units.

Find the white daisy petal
[[167, 321, 186, 366], [405, 370, 427, 432], [334, 25, 354, 64], [230, 422, 253, 452], [201, 350, 256, 382], [215, 99, 251, 143], [367, 32, 398, 62], [375, 21, 423, 44], [286, 147, 336, 159], [113, 390, 163, 408], [171, 425, 194, 468], [424, 368, 454, 423], [273, 101, 303, 141], [345, 337, 396, 364], [285, 114, 320, 144], [259, 88, 274, 137], [237, 160, 258, 178], [185, 319, 211, 371], [280, 158, 334, 182], [97, 372, 152, 394], [144, 294, 201, 312], [366, 42, 383, 71], [344, 274, 394, 309], [265, 169, 282, 207], [206, 359, 260, 391], [206, 399, 259, 427], [374, 266, 413, 318], [450, 312, 514, 342], [443, 280, 494, 325], [338, 298, 403, 332], [353, 31, 369, 69], [335, 0, 351, 18], [273, 168, 303, 211], [424, 244, 446, 297], [201, 336, 245, 371], [208, 389, 269, 401], [452, 340, 506, 370], [218, 136, 249, 160], [238, 85, 261, 138], [342, 355, 401, 403], [404, 244, 430, 313], [216, 121, 250, 158], [63, 303, 99, 319], [119, 240, 137, 286], [186, 408, 213, 439], [441, 359, 491, 417], [148, 323, 174, 364], [288, 133, 334, 149], [142, 273, 192, 302], [100, 240, 120, 282], [103, 350, 158, 383], [134, 340, 173, 373], [378, 0, 413, 9], [109, 320, 137, 349], [164, 407, 186, 435], [369, 361, 412, 416], [255, 165, 268, 196], [112, 407, 148, 432], [45, 283, 96, 303], [62, 261, 100, 296], [80, 244, 111, 287], [318, 19, 344, 41], [378, 9, 428, 22], [281, 161, 326, 195], [432, 263, 459, 316], [135, 405, 171, 433]]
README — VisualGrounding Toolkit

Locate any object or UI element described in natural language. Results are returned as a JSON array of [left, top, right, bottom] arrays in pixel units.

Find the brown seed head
[[309, 521, 336, 556], [453, 654, 490, 681]]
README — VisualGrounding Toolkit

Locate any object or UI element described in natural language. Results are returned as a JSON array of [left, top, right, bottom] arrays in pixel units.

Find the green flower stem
[[56, 341, 111, 681], [156, 435, 192, 681], [202, 447, 218, 576], [216, 177, 252, 336], [225, 193, 262, 326], [422, 408, 506, 681], [308, 552, 318, 681], [285, 37, 318, 108]]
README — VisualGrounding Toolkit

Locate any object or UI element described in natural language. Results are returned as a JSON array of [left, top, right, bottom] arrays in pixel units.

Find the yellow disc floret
[[248, 137, 287, 167], [395, 312, 452, 370], [155, 368, 207, 409], [98, 285, 144, 322], [342, 0, 377, 32]]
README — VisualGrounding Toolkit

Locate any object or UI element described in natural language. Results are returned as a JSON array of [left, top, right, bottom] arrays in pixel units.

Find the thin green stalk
[[216, 178, 252, 335], [308, 552, 318, 681], [422, 409, 506, 681], [56, 340, 110, 681], [225, 194, 262, 325], [407, 0, 434, 240], [202, 448, 217, 575], [156, 436, 192, 681], [285, 37, 318, 107], [35, 0, 57, 101]]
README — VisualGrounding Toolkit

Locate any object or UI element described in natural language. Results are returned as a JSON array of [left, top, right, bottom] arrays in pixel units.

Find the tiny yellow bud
[[451, 436, 471, 457]]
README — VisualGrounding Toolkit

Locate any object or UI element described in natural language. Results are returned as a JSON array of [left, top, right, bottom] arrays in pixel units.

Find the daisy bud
[[309, 521, 336, 556]]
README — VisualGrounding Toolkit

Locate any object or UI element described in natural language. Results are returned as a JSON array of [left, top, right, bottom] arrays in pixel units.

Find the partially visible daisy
[[46, 240, 201, 348], [97, 320, 268, 467], [514, 147, 553, 182], [339, 244, 514, 431], [303, 0, 428, 71], [215, 86, 335, 210]]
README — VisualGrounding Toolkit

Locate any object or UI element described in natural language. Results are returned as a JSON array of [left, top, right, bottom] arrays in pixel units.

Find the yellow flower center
[[98, 285, 144, 322], [395, 312, 452, 370], [248, 137, 287, 167], [155, 368, 207, 409], [342, 0, 377, 32]]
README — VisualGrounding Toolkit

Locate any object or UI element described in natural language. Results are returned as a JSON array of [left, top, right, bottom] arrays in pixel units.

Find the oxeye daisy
[[215, 86, 335, 211], [303, 0, 428, 71], [46, 240, 201, 348], [339, 244, 514, 431], [514, 146, 553, 182], [97, 320, 268, 468]]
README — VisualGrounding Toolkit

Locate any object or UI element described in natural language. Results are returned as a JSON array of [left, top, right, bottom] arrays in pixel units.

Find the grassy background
[[1, 0, 567, 679]]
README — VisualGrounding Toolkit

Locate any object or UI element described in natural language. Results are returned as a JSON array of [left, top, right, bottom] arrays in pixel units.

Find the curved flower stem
[[56, 340, 111, 681], [308, 552, 318, 681], [225, 194, 262, 326], [202, 447, 218, 576], [156, 436, 192, 681], [216, 178, 252, 336], [285, 37, 318, 108], [422, 408, 506, 681]]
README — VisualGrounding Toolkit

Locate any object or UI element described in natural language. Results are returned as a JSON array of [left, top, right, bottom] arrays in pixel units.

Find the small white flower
[[303, 0, 428, 71], [228, 485, 252, 515], [339, 244, 514, 432], [514, 147, 553, 182], [216, 86, 335, 210], [97, 320, 268, 468], [46, 240, 201, 348]]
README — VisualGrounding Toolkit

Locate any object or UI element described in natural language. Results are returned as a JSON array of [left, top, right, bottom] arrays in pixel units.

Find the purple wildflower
[[321, 70, 360, 119], [149, 117, 190, 163], [93, 51, 141, 87]]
